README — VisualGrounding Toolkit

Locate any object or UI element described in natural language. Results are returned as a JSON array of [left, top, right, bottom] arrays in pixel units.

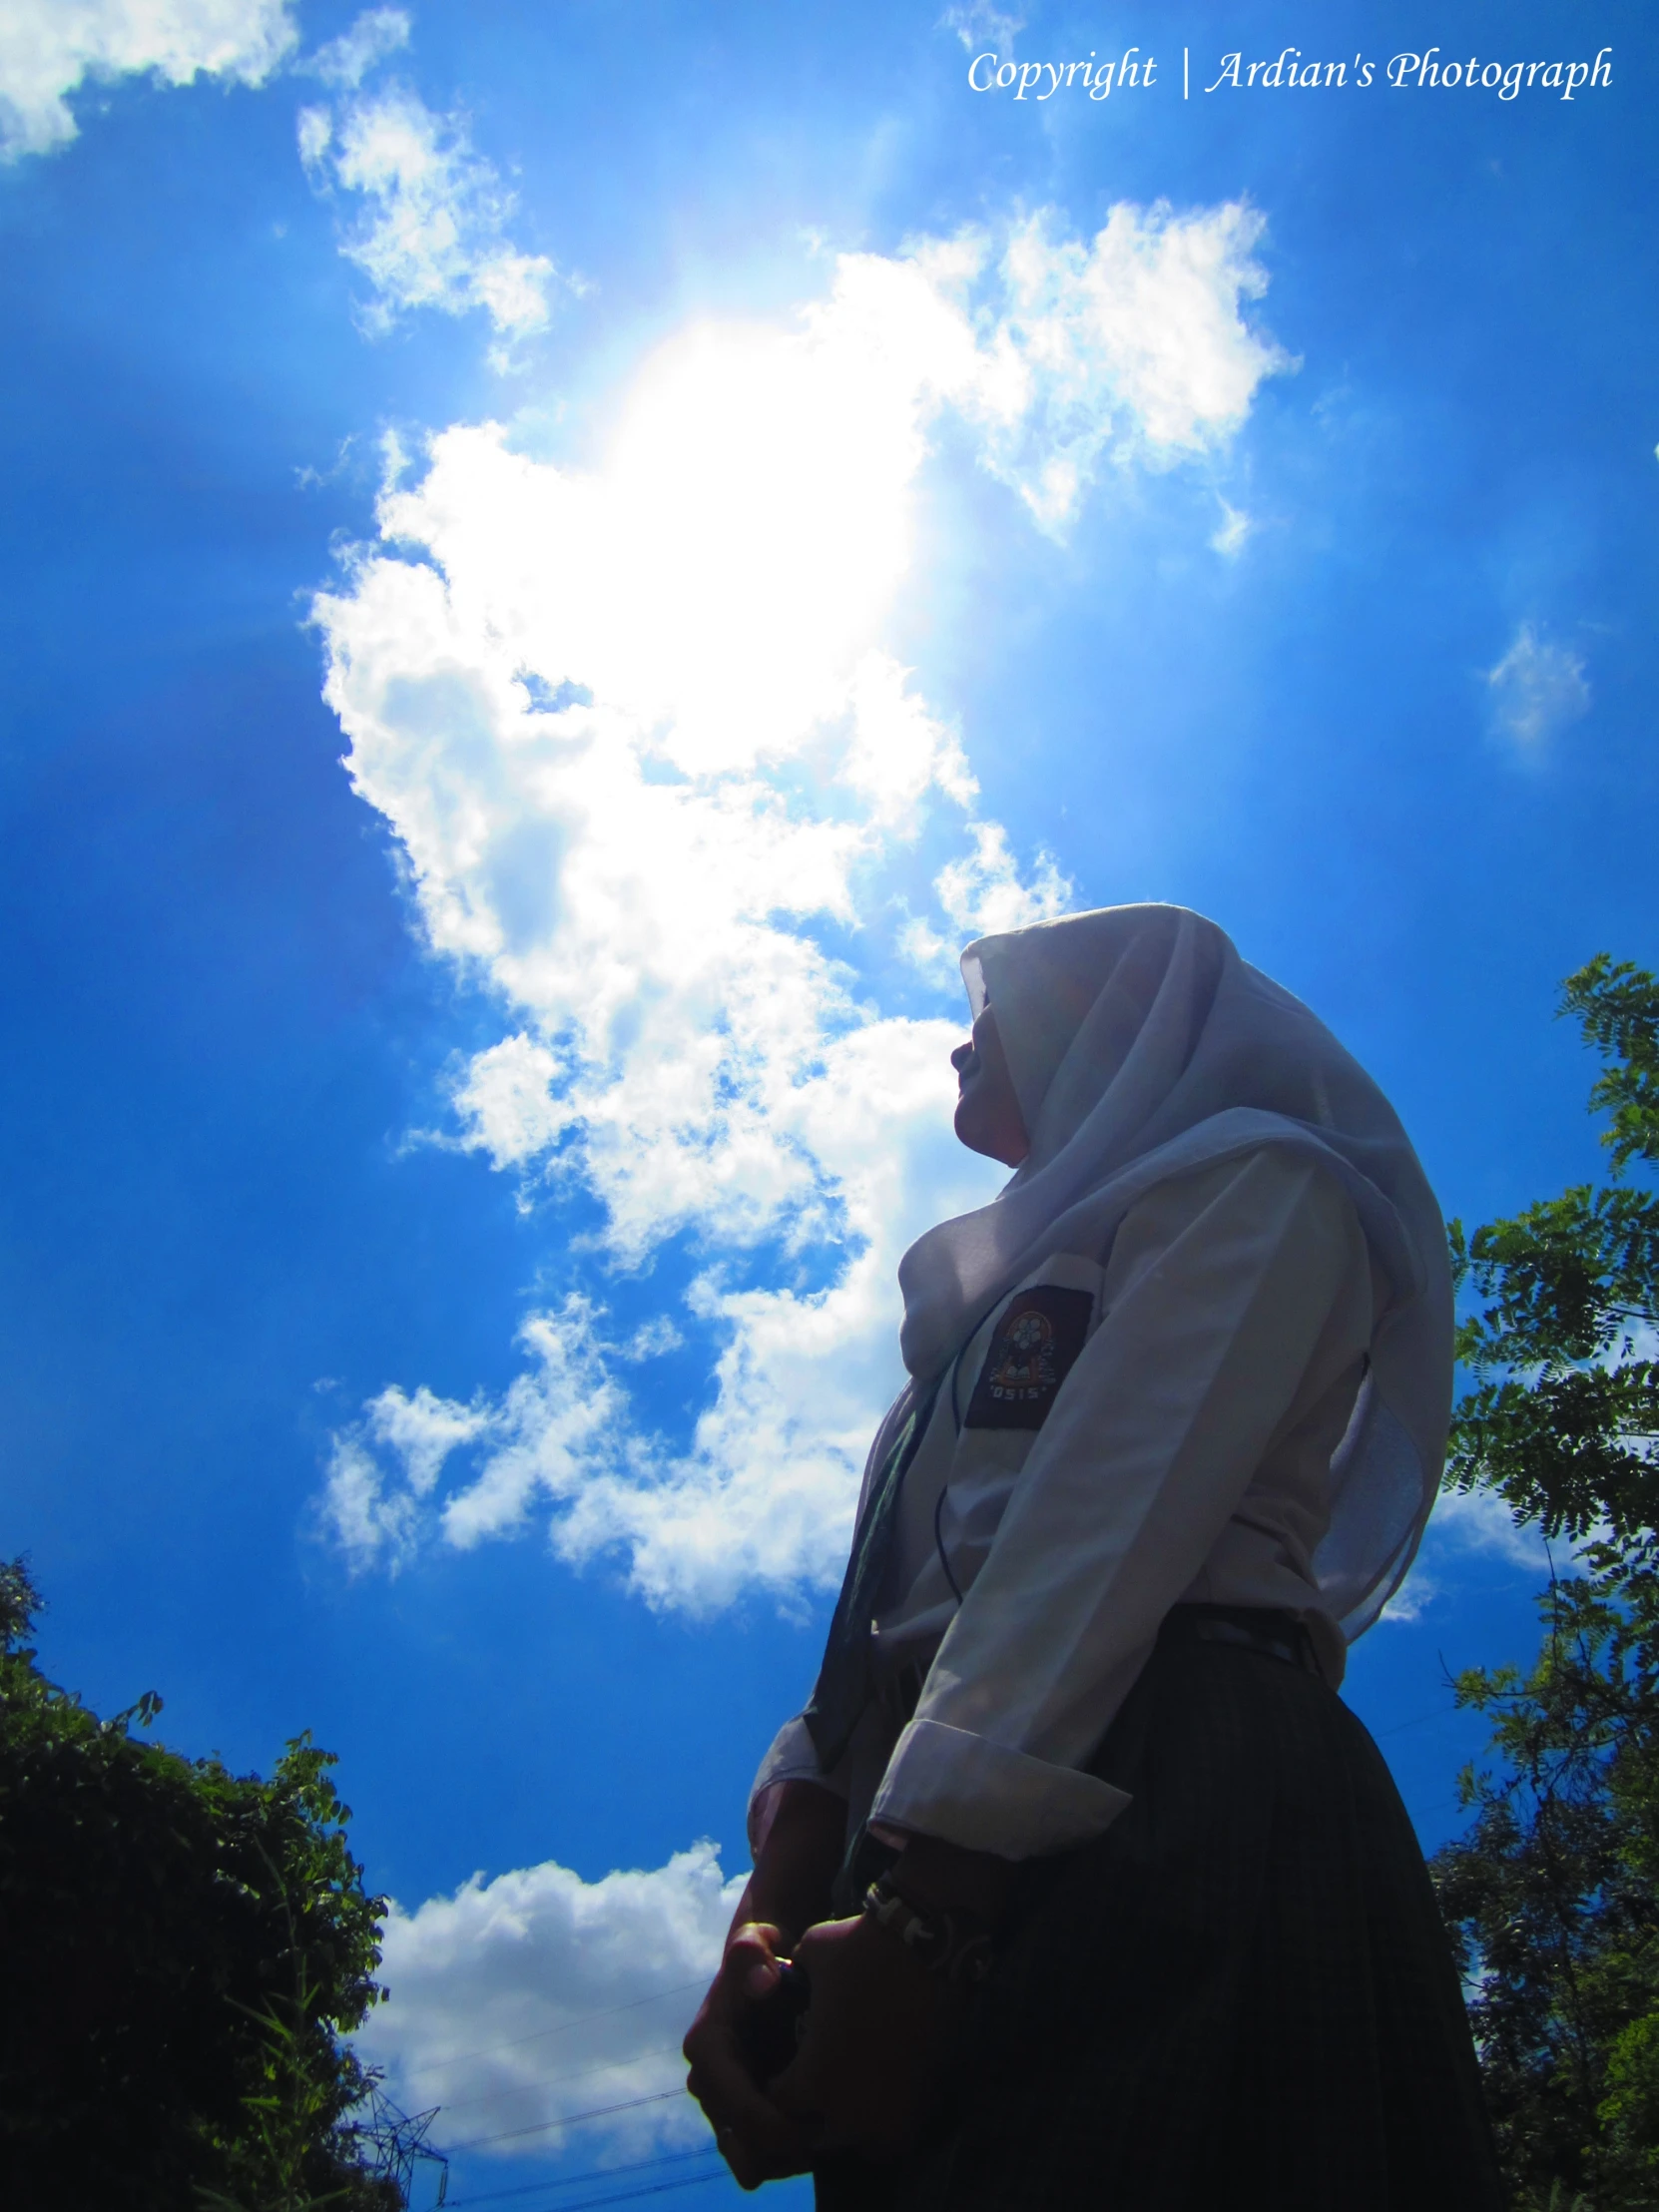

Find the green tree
[[0, 1559, 402, 2210], [1431, 957, 1659, 2211]]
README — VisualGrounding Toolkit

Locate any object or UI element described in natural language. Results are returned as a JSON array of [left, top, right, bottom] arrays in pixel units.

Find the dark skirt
[[816, 1610, 1504, 2212]]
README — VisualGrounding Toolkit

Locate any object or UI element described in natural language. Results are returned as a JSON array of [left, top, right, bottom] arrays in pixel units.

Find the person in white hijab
[[685, 904, 1501, 2210]]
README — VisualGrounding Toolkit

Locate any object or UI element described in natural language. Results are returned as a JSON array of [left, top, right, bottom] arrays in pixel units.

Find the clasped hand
[[683, 1908, 957, 2189]]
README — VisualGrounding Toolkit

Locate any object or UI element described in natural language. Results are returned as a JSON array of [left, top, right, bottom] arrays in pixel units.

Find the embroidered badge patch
[[962, 1286, 1095, 1430]]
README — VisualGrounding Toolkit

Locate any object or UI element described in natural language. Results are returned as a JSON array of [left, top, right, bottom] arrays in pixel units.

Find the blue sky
[[2, 0, 1653, 2202]]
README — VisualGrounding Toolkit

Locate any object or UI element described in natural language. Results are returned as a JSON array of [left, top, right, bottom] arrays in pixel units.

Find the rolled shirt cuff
[[747, 1715, 846, 1859], [869, 1717, 1131, 1860]]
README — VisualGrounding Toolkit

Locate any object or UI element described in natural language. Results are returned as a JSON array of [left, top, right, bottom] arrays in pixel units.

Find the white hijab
[[895, 903, 1452, 1642]]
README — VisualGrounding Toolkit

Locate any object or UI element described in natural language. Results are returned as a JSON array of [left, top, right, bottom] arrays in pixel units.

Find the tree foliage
[[1432, 956, 1659, 2211], [1432, 1573, 1659, 2208], [0, 1559, 401, 2210], [1446, 958, 1659, 1548]]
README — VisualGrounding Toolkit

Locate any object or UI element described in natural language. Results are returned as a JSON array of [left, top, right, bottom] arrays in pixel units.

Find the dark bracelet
[[861, 1874, 995, 1986]]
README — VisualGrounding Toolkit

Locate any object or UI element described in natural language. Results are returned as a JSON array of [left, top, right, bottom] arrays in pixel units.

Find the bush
[[0, 1558, 400, 2209]]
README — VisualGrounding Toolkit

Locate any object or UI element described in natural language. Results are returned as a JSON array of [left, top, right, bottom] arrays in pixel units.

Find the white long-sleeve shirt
[[750, 1145, 1382, 1862]]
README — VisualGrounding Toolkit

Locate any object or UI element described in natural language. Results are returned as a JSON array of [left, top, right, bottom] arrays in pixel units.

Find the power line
[[453, 2167, 729, 2212], [440, 2086, 691, 2155], [1379, 1704, 1463, 1737], [393, 1979, 708, 2084], [438, 2145, 721, 2209], [412, 2040, 687, 2119]]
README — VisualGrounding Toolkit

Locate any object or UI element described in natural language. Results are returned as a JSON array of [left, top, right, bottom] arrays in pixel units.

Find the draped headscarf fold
[[893, 903, 1452, 1642]]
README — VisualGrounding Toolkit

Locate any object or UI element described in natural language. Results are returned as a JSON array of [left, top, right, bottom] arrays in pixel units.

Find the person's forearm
[[730, 1779, 845, 1946]]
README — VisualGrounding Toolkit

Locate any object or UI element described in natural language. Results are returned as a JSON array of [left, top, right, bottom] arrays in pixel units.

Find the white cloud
[[1377, 1485, 1552, 1625], [0, 0, 294, 160], [318, 1382, 496, 1573], [903, 820, 1074, 984], [299, 85, 567, 357], [295, 100, 330, 168], [934, 820, 1072, 937], [545, 1026, 1001, 1612], [932, 205, 1296, 530], [939, 2, 1024, 56], [450, 1032, 573, 1172], [322, 1074, 1002, 1609], [322, 1298, 620, 1568], [1211, 498, 1251, 557], [1420, 1479, 1554, 1583], [366, 1382, 489, 1497], [619, 1317, 683, 1362], [1433, 1483, 1548, 1567], [317, 1433, 422, 1576], [313, 207, 1288, 1609], [1378, 1569, 1437, 1625], [841, 651, 977, 829], [439, 1300, 627, 1553], [1484, 622, 1591, 753], [356, 1842, 741, 2160], [302, 4, 407, 89]]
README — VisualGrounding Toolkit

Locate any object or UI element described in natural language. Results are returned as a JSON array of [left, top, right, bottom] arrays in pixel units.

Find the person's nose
[[950, 1040, 975, 1074]]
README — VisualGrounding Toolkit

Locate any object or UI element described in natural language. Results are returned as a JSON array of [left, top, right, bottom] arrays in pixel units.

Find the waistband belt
[[1162, 1603, 1322, 1675], [874, 1604, 1318, 1740]]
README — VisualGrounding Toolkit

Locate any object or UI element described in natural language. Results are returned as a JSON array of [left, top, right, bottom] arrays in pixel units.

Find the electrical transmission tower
[[340, 2085, 449, 2207]]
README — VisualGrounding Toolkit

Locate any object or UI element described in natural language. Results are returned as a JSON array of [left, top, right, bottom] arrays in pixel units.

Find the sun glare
[[592, 312, 925, 767]]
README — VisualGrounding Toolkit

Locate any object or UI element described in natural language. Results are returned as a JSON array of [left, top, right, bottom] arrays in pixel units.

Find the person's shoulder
[[1122, 1140, 1361, 1246]]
